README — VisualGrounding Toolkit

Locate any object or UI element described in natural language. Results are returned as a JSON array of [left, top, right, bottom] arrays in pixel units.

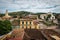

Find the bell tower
[[5, 10, 8, 16]]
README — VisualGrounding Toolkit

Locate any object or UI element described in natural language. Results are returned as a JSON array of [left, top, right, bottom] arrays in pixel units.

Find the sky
[[0, 0, 60, 13]]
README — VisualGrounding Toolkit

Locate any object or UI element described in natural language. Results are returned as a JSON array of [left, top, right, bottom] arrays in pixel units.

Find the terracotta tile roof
[[23, 29, 47, 40]]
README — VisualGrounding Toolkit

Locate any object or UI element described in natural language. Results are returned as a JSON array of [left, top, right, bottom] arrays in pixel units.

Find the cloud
[[0, 0, 60, 13]]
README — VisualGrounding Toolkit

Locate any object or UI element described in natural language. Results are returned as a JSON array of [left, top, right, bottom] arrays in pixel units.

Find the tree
[[0, 20, 12, 35], [46, 14, 51, 21]]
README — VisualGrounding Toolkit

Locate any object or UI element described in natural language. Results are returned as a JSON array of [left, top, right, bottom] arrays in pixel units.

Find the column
[[31, 21, 35, 29], [20, 21, 22, 29], [24, 21, 26, 29], [27, 21, 30, 29], [36, 25, 39, 29]]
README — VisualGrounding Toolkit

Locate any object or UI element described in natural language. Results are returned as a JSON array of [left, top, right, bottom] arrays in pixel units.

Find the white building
[[48, 12, 55, 20], [40, 14, 47, 20]]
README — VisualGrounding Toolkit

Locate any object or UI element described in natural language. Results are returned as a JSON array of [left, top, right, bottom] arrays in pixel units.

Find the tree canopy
[[0, 20, 12, 35]]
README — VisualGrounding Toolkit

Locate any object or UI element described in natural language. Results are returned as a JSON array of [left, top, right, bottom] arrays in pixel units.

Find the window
[[22, 21, 24, 28], [26, 21, 28, 28], [30, 21, 31, 25]]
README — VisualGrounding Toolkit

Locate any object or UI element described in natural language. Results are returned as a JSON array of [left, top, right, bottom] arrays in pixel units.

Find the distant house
[[23, 14, 38, 20], [39, 12, 56, 21], [48, 12, 55, 21], [40, 14, 47, 20]]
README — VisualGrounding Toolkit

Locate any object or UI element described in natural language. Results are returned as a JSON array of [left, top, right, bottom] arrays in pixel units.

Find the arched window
[[30, 21, 32, 29], [26, 21, 28, 28], [30, 21, 31, 25], [22, 21, 24, 28]]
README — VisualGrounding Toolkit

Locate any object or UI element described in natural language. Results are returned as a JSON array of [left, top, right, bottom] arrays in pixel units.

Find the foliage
[[0, 20, 12, 35], [0, 14, 5, 17]]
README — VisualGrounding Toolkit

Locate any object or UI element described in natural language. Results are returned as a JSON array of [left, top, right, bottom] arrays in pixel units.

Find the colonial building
[[20, 19, 39, 29], [20, 15, 40, 29]]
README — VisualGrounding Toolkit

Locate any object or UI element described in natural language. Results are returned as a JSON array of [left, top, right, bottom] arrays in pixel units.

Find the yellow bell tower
[[5, 10, 8, 16]]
